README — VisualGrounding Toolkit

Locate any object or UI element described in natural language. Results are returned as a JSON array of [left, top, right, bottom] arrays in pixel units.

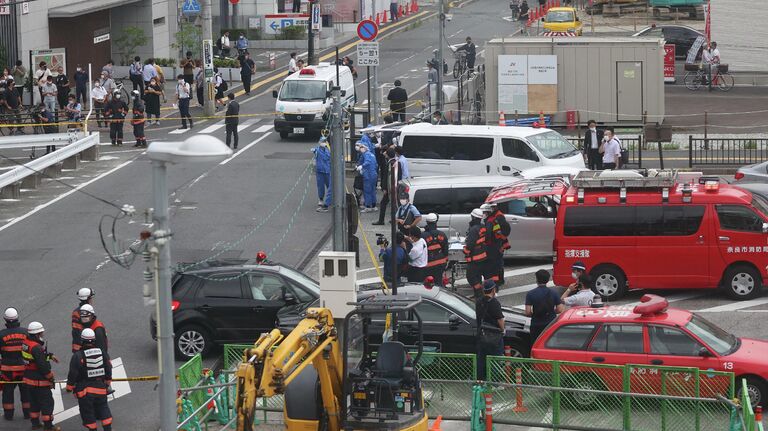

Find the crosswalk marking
[[53, 357, 131, 424], [237, 119, 257, 132], [693, 297, 768, 313], [252, 125, 273, 133], [168, 128, 190, 134], [200, 121, 225, 134]]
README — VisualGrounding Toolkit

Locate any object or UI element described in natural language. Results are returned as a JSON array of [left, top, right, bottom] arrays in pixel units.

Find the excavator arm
[[235, 307, 343, 431]]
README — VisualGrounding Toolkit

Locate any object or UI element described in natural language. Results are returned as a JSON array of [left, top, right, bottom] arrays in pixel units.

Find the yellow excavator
[[234, 295, 430, 431]]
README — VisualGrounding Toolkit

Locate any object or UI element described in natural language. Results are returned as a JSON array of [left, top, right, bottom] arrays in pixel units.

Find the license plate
[[293, 127, 305, 134]]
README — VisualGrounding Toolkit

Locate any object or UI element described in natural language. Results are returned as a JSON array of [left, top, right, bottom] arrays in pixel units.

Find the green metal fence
[[486, 356, 737, 431], [222, 343, 252, 370], [177, 353, 205, 420], [417, 352, 476, 420]]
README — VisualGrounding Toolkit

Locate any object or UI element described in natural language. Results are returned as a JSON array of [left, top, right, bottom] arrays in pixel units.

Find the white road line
[[505, 264, 552, 278], [497, 283, 538, 297], [53, 357, 131, 424], [237, 119, 257, 132], [0, 159, 135, 234], [200, 121, 225, 134], [252, 124, 273, 133], [693, 297, 768, 313], [168, 128, 190, 134], [219, 132, 272, 165]]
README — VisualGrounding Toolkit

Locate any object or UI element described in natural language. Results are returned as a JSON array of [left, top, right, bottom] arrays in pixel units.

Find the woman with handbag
[[476, 280, 505, 380]]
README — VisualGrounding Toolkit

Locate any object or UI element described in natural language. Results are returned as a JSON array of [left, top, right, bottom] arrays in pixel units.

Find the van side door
[[448, 136, 495, 175], [500, 138, 541, 174], [400, 135, 451, 176]]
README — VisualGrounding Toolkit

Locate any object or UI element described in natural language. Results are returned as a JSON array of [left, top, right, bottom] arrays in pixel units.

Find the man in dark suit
[[387, 80, 408, 122], [224, 93, 240, 149], [583, 119, 604, 170]]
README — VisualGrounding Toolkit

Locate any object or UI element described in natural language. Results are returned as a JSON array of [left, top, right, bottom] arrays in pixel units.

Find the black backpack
[[219, 76, 228, 91]]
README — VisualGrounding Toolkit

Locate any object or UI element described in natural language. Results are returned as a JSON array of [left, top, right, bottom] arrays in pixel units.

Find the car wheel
[[279, 131, 289, 139], [504, 341, 529, 358], [723, 265, 762, 300], [591, 265, 627, 301], [562, 373, 606, 410], [738, 376, 767, 408], [174, 325, 212, 360]]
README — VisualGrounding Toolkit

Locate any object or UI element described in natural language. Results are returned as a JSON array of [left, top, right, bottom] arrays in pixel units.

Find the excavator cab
[[342, 295, 428, 430]]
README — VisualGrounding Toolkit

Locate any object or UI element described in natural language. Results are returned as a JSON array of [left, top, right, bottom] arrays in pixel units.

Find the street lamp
[[146, 135, 232, 431]]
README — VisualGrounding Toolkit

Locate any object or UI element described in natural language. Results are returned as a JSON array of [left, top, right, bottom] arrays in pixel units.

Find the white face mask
[[399, 199, 408, 206], [95, 83, 100, 87], [589, 126, 596, 131], [115, 94, 121, 99], [179, 80, 184, 85], [77, 68, 82, 72], [571, 272, 579, 280]]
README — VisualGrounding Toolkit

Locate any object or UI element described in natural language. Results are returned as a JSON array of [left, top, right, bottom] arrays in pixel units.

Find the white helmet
[[470, 208, 484, 219], [3, 307, 18, 321], [80, 304, 95, 315], [425, 213, 438, 223], [28, 321, 44, 335], [480, 203, 495, 212], [77, 288, 94, 301], [81, 328, 96, 341]]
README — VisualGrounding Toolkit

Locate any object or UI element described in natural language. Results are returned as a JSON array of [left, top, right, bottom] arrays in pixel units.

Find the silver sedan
[[735, 161, 768, 183]]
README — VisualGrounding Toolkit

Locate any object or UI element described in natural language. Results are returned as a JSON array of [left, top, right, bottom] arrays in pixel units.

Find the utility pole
[[370, 0, 380, 123], [437, 0, 445, 112], [202, 0, 215, 118], [308, 0, 316, 65], [331, 49, 347, 251], [151, 161, 175, 431]]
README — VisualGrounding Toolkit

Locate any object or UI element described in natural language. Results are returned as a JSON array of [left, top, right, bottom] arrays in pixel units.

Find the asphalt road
[[0, 0, 524, 429]]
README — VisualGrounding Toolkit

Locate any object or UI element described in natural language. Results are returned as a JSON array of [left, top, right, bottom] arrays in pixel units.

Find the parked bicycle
[[452, 50, 467, 78], [684, 63, 734, 92], [113, 77, 133, 101]]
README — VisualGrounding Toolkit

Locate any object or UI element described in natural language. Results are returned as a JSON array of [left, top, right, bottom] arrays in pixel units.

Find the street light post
[[147, 136, 232, 430]]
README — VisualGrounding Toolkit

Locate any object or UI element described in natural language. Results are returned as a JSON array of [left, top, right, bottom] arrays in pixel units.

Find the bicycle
[[684, 63, 734, 92], [113, 77, 133, 101], [453, 50, 467, 79]]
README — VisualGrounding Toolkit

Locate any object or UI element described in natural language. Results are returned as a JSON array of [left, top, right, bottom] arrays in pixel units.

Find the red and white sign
[[664, 44, 676, 83], [0, 0, 9, 15], [357, 19, 379, 41]]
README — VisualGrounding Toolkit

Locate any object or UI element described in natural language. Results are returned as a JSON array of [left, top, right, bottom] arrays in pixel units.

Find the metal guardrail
[[0, 132, 99, 191], [567, 135, 643, 167], [0, 131, 81, 150], [689, 136, 768, 167]]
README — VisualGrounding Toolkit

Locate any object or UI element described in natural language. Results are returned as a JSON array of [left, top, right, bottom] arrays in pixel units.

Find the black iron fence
[[567, 135, 644, 167], [689, 137, 768, 167]]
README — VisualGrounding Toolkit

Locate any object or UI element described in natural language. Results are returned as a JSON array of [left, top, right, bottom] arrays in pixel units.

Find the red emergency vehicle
[[486, 170, 768, 300], [531, 295, 768, 407]]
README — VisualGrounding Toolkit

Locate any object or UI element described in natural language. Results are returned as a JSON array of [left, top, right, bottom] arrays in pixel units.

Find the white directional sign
[[356, 42, 380, 67]]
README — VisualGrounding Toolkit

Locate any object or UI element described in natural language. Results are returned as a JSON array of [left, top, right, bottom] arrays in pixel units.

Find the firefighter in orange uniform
[[74, 305, 108, 354], [72, 288, 95, 352], [421, 213, 449, 286], [22, 322, 59, 431], [0, 307, 30, 420], [464, 208, 489, 298], [66, 328, 113, 431], [482, 203, 511, 286]]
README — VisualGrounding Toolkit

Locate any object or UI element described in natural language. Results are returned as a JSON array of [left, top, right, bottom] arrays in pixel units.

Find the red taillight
[[299, 68, 315, 76], [171, 300, 180, 311], [734, 172, 745, 180]]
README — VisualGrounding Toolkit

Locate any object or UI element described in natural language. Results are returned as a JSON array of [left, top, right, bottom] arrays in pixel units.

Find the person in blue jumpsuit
[[312, 137, 332, 213], [356, 143, 378, 212]]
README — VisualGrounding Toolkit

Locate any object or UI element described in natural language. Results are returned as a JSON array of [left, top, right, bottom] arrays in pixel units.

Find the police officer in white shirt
[[601, 129, 622, 170], [406, 226, 428, 282], [561, 273, 596, 307]]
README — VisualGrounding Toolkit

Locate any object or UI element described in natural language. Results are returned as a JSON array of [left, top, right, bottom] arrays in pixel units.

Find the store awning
[[48, 0, 142, 18]]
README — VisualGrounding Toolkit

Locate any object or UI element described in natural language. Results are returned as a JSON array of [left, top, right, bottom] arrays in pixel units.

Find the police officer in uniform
[[482, 203, 511, 286], [74, 305, 108, 354], [464, 208, 488, 298], [104, 90, 128, 146], [22, 322, 60, 431], [66, 328, 113, 431], [72, 288, 95, 352], [421, 213, 448, 286], [0, 307, 30, 420]]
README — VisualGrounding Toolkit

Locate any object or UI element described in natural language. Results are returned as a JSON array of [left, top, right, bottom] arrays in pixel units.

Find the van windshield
[[527, 131, 580, 159], [279, 81, 327, 101]]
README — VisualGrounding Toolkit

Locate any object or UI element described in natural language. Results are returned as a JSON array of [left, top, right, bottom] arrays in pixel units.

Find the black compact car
[[633, 25, 705, 60], [278, 284, 533, 357], [150, 260, 320, 359]]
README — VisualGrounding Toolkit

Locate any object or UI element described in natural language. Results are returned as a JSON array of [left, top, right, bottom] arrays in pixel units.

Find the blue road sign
[[357, 19, 378, 41], [182, 0, 201, 15]]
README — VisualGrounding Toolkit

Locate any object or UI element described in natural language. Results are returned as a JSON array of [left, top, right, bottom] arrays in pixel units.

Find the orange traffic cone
[[382, 10, 388, 23], [412, 0, 419, 12], [398, 4, 404, 17], [498, 111, 506, 127], [375, 12, 381, 25], [429, 415, 443, 431]]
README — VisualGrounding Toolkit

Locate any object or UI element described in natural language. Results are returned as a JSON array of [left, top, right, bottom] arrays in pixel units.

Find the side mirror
[[763, 222, 768, 234], [448, 314, 461, 328], [272, 90, 278, 98], [283, 292, 297, 304], [698, 347, 713, 357]]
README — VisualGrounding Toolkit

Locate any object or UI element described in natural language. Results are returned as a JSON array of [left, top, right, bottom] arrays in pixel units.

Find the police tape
[[0, 375, 160, 384]]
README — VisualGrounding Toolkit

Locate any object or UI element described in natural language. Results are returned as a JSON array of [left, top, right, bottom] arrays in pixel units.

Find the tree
[[172, 23, 202, 60], [114, 26, 149, 65]]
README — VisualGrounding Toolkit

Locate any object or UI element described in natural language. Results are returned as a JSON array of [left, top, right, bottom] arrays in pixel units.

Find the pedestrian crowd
[[0, 288, 114, 430]]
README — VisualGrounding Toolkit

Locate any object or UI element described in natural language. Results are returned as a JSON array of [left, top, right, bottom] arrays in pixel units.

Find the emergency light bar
[[633, 294, 668, 317], [299, 68, 316, 76]]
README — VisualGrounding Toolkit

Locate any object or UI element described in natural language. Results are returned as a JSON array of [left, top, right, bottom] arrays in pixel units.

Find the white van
[[396, 124, 585, 177], [273, 62, 356, 139]]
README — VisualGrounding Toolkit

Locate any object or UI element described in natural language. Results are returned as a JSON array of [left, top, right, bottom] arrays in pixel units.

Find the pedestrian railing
[[568, 135, 644, 168], [689, 136, 768, 167]]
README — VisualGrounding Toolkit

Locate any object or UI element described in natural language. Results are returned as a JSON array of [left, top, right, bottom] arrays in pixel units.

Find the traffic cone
[[429, 415, 443, 431], [539, 110, 546, 126], [412, 0, 419, 12], [498, 111, 506, 127], [382, 10, 388, 23], [399, 4, 404, 17], [375, 12, 381, 26]]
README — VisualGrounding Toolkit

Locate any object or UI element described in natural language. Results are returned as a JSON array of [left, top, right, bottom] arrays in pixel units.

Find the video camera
[[375, 233, 389, 248]]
